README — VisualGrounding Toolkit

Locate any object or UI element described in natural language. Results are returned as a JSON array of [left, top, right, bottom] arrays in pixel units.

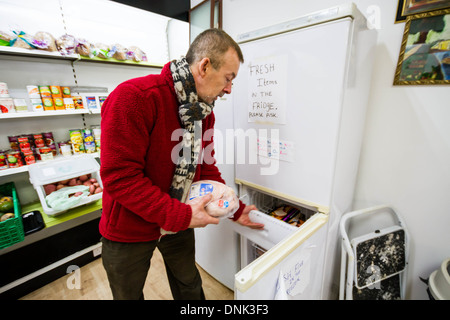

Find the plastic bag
[[56, 34, 77, 55], [186, 180, 239, 219], [32, 31, 57, 51], [45, 185, 89, 211]]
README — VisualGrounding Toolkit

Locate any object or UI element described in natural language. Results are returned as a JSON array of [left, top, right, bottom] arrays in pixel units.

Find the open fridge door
[[235, 212, 328, 300]]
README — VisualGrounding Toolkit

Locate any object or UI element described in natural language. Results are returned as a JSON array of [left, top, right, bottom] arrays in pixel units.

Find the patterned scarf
[[169, 57, 214, 204]]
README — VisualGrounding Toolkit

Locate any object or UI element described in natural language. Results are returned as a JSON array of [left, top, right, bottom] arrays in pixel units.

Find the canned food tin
[[0, 82, 10, 97], [0, 151, 8, 170], [42, 97, 55, 110], [23, 150, 36, 165], [33, 134, 45, 148], [39, 85, 52, 98], [18, 136, 31, 152], [26, 85, 40, 98], [0, 98, 15, 113], [61, 86, 71, 98], [50, 85, 62, 98], [8, 136, 19, 150], [72, 96, 84, 109], [13, 98, 28, 112], [42, 132, 57, 156], [53, 97, 65, 110], [63, 97, 74, 109], [6, 150, 23, 168], [39, 147, 53, 161], [58, 141, 72, 157], [31, 98, 43, 112]]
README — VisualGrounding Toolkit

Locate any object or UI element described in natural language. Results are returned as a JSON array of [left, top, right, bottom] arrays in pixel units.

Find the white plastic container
[[28, 155, 103, 216]]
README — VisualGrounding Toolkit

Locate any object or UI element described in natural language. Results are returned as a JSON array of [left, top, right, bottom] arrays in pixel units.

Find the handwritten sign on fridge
[[247, 54, 287, 124]]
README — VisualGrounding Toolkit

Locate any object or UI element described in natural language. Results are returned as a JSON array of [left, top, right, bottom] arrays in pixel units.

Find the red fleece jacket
[[99, 62, 244, 242]]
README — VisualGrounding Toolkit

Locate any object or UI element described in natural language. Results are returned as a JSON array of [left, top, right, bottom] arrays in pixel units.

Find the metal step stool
[[339, 205, 409, 300]]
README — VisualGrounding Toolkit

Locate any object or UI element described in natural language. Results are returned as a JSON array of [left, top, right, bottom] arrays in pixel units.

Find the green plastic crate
[[0, 182, 24, 249]]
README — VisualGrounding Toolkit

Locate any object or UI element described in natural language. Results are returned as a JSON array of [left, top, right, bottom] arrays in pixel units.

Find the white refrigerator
[[195, 3, 377, 300]]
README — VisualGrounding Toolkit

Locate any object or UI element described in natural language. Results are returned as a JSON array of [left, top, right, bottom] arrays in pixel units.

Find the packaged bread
[[186, 180, 239, 219], [11, 31, 34, 49], [109, 43, 127, 60], [127, 45, 147, 62], [75, 38, 91, 57], [92, 43, 109, 59], [32, 31, 57, 51], [0, 31, 12, 46], [56, 34, 77, 55]]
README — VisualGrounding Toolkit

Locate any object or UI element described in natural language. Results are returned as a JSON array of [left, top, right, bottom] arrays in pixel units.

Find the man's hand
[[188, 194, 220, 228], [236, 204, 265, 229]]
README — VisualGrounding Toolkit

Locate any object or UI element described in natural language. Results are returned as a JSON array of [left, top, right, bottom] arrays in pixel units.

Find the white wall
[[221, 0, 450, 300]]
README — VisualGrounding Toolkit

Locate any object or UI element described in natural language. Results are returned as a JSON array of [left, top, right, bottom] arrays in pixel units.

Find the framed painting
[[394, 8, 450, 85], [396, 0, 450, 23]]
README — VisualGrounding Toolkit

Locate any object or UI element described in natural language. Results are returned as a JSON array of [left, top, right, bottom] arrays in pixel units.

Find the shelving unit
[[0, 0, 188, 299]]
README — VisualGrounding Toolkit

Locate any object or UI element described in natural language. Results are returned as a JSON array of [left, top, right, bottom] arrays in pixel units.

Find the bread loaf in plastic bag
[[186, 180, 239, 219]]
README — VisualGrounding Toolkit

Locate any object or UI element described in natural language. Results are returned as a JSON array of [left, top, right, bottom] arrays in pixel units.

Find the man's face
[[197, 48, 240, 105]]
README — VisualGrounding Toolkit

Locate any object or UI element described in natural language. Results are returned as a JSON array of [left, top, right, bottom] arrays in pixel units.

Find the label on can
[[72, 96, 84, 109], [39, 86, 52, 98], [0, 82, 10, 98], [0, 98, 15, 113], [50, 85, 62, 97], [30, 98, 43, 112], [63, 97, 74, 109], [62, 86, 71, 98], [27, 85, 40, 98], [53, 97, 65, 110]]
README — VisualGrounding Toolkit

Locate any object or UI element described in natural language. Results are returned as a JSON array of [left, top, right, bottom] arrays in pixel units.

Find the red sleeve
[[199, 112, 244, 221], [100, 82, 192, 232]]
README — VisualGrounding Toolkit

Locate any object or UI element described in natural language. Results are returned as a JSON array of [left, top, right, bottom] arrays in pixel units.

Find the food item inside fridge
[[269, 205, 306, 227], [186, 180, 239, 218]]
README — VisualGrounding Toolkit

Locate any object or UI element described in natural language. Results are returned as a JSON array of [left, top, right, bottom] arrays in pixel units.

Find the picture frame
[[396, 0, 450, 23], [394, 8, 450, 85]]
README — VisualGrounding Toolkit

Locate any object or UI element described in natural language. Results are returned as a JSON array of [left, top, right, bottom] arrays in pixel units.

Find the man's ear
[[198, 57, 210, 77]]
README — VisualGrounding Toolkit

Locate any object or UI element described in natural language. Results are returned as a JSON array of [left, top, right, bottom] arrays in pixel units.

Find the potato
[[44, 184, 56, 195], [89, 184, 95, 194], [79, 175, 88, 182], [94, 187, 103, 194], [83, 180, 92, 187], [68, 178, 77, 186], [59, 179, 69, 185], [90, 178, 97, 184], [56, 184, 65, 190]]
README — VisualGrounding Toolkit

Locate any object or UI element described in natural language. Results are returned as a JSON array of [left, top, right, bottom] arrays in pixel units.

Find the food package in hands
[[186, 180, 239, 219]]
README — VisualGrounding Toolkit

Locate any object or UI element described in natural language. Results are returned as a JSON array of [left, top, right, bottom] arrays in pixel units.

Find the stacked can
[[27, 85, 43, 112], [91, 125, 101, 152], [0, 82, 15, 113], [39, 86, 54, 111]]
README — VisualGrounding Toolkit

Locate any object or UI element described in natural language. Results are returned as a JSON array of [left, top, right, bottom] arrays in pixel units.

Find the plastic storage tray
[[28, 155, 103, 216], [0, 181, 24, 249]]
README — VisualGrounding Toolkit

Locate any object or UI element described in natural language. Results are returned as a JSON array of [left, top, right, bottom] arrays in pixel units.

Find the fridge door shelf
[[234, 183, 321, 250], [235, 212, 329, 299]]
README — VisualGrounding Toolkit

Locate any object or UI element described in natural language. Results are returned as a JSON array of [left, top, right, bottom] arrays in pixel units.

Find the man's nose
[[223, 82, 232, 94]]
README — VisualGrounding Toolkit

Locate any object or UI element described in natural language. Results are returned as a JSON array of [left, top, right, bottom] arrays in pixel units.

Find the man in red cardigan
[[99, 29, 264, 300]]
